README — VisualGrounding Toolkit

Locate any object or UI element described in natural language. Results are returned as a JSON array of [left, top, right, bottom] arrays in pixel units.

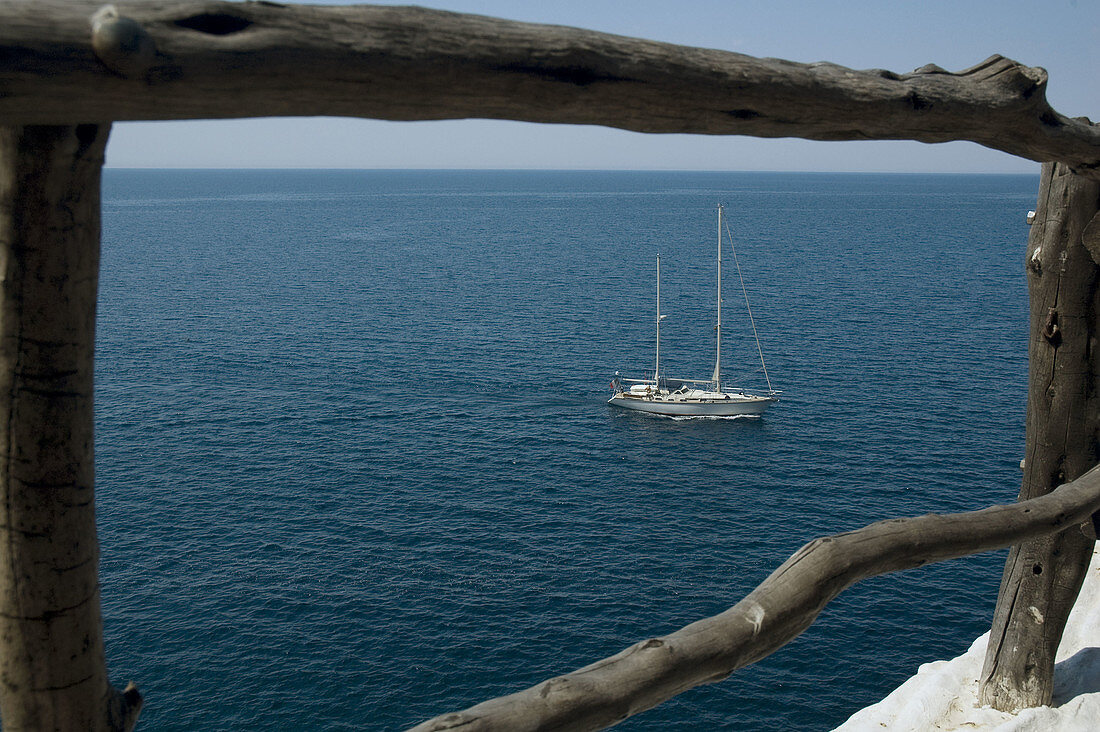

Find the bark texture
[[979, 163, 1100, 711], [0, 2, 1098, 727], [0, 125, 140, 731], [0, 2, 1096, 176], [409, 468, 1100, 732]]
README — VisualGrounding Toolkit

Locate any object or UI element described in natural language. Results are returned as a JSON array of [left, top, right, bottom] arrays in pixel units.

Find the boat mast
[[712, 204, 723, 390], [655, 253, 661, 382]]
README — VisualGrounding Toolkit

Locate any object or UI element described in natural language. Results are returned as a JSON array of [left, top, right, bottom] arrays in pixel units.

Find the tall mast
[[655, 253, 661, 381], [711, 204, 723, 389]]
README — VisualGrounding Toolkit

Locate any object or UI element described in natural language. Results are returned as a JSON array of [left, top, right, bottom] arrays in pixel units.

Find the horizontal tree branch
[[0, 2, 1098, 176], [407, 466, 1100, 731]]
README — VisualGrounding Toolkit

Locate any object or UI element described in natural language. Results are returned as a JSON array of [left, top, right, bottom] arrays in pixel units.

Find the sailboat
[[608, 204, 779, 417]]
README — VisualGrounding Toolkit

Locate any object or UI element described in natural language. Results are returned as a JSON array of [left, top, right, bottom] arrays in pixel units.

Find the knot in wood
[[1028, 246, 1043, 274], [1083, 211, 1100, 266], [539, 677, 571, 698], [1041, 308, 1061, 347], [91, 5, 157, 79]]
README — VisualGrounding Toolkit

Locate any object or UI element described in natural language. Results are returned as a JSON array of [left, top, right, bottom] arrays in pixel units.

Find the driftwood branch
[[0, 123, 142, 731], [408, 467, 1100, 732], [979, 163, 1100, 710], [0, 2, 1098, 176]]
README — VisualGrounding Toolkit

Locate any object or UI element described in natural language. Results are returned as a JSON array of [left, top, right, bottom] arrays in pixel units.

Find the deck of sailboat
[[616, 390, 772, 402]]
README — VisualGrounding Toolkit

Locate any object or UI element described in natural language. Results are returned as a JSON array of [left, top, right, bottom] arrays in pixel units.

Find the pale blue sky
[[106, 0, 1099, 172]]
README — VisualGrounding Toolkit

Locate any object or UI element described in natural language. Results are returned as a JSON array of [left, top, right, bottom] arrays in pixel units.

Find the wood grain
[[0, 123, 141, 731], [0, 2, 1097, 176], [979, 163, 1100, 711]]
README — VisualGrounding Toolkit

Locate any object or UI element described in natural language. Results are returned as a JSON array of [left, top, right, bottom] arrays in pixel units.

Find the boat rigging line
[[722, 210, 775, 395]]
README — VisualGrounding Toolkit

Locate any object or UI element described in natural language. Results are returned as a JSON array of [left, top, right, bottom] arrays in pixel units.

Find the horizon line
[[102, 166, 1040, 175]]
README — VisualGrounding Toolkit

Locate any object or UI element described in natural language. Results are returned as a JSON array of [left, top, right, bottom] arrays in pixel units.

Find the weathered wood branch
[[979, 163, 1100, 711], [0, 124, 141, 731], [0, 2, 1098, 176], [408, 468, 1100, 731]]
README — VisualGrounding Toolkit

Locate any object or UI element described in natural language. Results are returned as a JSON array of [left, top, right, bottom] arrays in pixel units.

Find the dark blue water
[[96, 170, 1036, 730]]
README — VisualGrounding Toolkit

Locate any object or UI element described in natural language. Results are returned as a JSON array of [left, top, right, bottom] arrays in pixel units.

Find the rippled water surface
[[97, 170, 1036, 730]]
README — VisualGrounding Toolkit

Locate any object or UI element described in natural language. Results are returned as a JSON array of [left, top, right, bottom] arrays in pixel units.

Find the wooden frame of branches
[[1, 3, 1098, 730]]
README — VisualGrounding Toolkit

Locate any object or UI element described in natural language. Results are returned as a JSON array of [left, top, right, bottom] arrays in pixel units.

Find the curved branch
[[407, 466, 1100, 731], [0, 2, 1098, 175]]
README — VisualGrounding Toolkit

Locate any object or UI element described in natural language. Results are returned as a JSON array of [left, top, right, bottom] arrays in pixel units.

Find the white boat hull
[[608, 391, 775, 417]]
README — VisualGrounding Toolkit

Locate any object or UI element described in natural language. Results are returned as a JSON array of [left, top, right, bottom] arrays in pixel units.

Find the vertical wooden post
[[0, 125, 140, 731], [979, 162, 1100, 711]]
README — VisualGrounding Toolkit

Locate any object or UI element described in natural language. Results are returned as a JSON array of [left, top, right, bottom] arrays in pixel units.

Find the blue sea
[[96, 170, 1037, 730]]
